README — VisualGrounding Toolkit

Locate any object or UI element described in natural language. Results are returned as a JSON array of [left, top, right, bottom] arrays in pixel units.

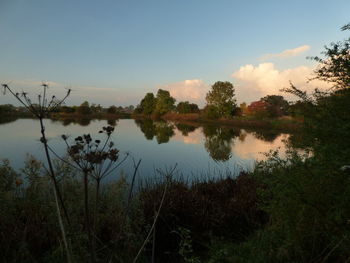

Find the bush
[[203, 105, 220, 119]]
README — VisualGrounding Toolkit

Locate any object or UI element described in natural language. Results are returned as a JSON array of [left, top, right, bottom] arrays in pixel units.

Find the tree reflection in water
[[175, 123, 197, 136], [0, 116, 18, 125], [134, 119, 286, 161], [134, 119, 175, 144], [203, 125, 240, 161], [135, 119, 156, 140], [107, 119, 118, 127]]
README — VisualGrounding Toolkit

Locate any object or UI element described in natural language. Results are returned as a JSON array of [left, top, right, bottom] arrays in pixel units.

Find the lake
[[0, 118, 291, 181]]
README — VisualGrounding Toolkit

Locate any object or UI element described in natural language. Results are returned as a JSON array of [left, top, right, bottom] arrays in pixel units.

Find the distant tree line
[[0, 101, 135, 116], [134, 81, 297, 120]]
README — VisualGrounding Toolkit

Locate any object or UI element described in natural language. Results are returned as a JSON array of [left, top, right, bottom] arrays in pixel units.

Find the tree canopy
[[176, 101, 199, 114], [137, 93, 157, 115], [77, 101, 92, 115], [261, 95, 289, 118], [154, 89, 176, 115], [205, 81, 237, 118]]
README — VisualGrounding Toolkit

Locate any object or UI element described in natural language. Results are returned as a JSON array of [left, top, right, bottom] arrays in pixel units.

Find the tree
[[154, 89, 176, 115], [60, 106, 76, 113], [261, 95, 289, 118], [107, 105, 117, 114], [77, 101, 92, 115], [310, 32, 350, 89], [176, 101, 199, 114], [247, 100, 268, 118], [205, 81, 237, 118], [136, 93, 157, 115], [0, 104, 15, 114], [90, 104, 102, 114], [203, 105, 220, 119], [240, 102, 248, 115]]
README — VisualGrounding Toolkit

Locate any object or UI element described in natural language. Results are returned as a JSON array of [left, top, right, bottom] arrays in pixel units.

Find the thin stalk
[[84, 170, 96, 263], [38, 117, 72, 262], [93, 178, 101, 259], [39, 118, 71, 225]]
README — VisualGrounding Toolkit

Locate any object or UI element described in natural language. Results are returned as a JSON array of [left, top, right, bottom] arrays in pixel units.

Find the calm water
[[0, 118, 291, 180]]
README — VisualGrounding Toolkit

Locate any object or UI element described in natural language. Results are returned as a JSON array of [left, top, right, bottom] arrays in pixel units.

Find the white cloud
[[232, 62, 330, 103], [160, 79, 210, 106], [261, 45, 310, 60]]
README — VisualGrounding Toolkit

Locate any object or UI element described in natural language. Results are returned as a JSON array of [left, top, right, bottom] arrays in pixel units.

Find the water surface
[[0, 118, 291, 180]]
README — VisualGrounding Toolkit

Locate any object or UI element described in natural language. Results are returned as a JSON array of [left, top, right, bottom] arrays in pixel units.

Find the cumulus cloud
[[232, 62, 330, 102], [160, 79, 210, 106], [261, 45, 310, 60]]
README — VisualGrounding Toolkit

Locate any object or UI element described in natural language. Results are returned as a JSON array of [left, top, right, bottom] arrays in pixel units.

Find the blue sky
[[0, 0, 349, 106]]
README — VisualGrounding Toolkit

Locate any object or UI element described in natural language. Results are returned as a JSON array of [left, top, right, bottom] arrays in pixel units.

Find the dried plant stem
[[39, 118, 72, 263], [39, 118, 71, 225], [93, 178, 101, 259], [52, 180, 72, 263], [83, 171, 96, 263]]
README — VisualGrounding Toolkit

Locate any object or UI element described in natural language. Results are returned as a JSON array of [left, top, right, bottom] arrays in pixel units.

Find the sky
[[0, 0, 349, 106]]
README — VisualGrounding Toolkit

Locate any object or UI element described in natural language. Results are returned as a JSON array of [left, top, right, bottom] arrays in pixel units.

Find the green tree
[[77, 101, 92, 115], [107, 105, 117, 114], [154, 89, 176, 115], [90, 103, 102, 114], [176, 101, 199, 114], [261, 95, 289, 117], [0, 104, 15, 114], [136, 93, 157, 115], [203, 105, 220, 119], [205, 81, 237, 118]]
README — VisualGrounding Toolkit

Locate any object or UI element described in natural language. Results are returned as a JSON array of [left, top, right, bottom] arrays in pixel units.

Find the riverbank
[[132, 112, 302, 132]]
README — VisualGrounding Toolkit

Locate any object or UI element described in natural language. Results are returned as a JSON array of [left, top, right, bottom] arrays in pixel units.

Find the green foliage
[[205, 81, 237, 118], [0, 159, 19, 196], [154, 89, 176, 115], [309, 35, 350, 89], [175, 123, 197, 136], [90, 103, 102, 114], [135, 119, 175, 143], [154, 121, 175, 144], [261, 95, 289, 118], [77, 101, 92, 115], [107, 105, 118, 114], [136, 92, 157, 115], [203, 125, 240, 161], [177, 227, 201, 263], [176, 101, 200, 114], [203, 105, 220, 119], [60, 105, 76, 113], [0, 104, 16, 114]]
